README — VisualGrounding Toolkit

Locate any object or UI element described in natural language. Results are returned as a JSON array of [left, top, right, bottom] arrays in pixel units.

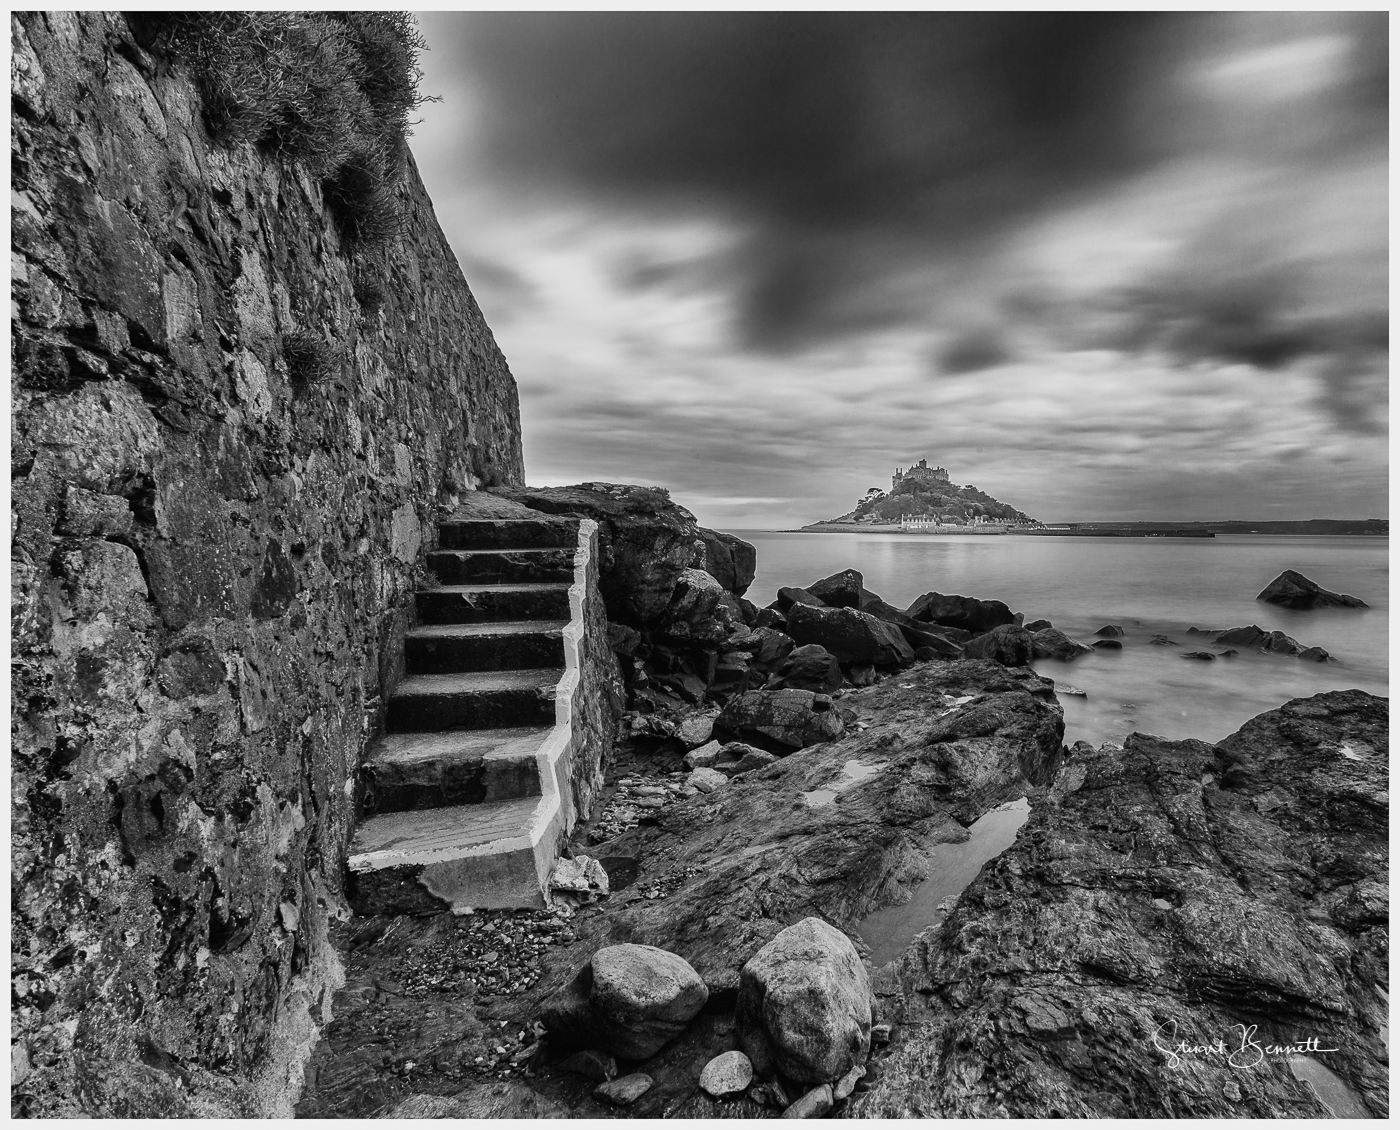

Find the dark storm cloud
[[442, 12, 1177, 348]]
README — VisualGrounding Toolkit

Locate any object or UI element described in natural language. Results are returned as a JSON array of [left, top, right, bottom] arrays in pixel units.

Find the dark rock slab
[[906, 592, 1016, 634], [857, 689, 1388, 1118], [807, 569, 864, 609], [716, 689, 846, 753], [1257, 569, 1367, 610], [1030, 628, 1092, 660], [962, 624, 1034, 666], [785, 604, 915, 667]]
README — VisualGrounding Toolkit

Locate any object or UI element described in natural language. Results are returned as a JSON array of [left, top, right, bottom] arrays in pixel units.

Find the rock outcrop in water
[[1257, 569, 1367, 610], [858, 688, 1388, 1119]]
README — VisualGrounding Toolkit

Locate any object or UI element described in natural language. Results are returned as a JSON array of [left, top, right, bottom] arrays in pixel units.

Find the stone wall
[[11, 12, 523, 1116]]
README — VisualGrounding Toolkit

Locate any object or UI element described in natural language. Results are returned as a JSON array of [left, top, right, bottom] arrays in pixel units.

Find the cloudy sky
[[410, 11, 1387, 528]]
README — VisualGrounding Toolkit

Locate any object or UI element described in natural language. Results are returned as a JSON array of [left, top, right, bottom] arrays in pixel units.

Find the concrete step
[[437, 517, 579, 551], [387, 669, 562, 732], [415, 583, 572, 625], [346, 797, 552, 914], [405, 621, 568, 674], [426, 548, 575, 585], [360, 726, 550, 815]]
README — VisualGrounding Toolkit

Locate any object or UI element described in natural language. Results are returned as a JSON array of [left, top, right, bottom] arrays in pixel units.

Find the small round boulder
[[589, 944, 709, 1059], [699, 1050, 754, 1098]]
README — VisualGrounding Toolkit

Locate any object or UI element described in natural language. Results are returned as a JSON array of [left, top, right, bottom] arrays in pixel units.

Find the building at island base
[[899, 513, 1041, 533]]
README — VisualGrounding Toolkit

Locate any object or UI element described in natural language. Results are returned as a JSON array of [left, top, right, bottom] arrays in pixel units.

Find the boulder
[[735, 627, 796, 670], [771, 644, 843, 694], [1214, 625, 1305, 655], [1090, 638, 1122, 650], [1297, 646, 1331, 662], [785, 604, 915, 668], [737, 917, 872, 1084], [775, 586, 826, 612], [906, 591, 1015, 634], [608, 622, 643, 656], [782, 1084, 834, 1119], [662, 568, 735, 644], [713, 743, 780, 777], [1257, 569, 1366, 610], [1149, 634, 1178, 646], [807, 569, 863, 609], [1030, 628, 1092, 660], [754, 607, 787, 630], [539, 943, 709, 1060], [699, 1050, 754, 1097], [594, 1074, 654, 1106], [717, 690, 846, 753], [677, 712, 719, 748], [846, 663, 877, 686], [962, 625, 1034, 667], [700, 529, 757, 596], [1094, 625, 1124, 637], [684, 740, 723, 769], [1024, 619, 1053, 633], [858, 590, 962, 658], [1180, 651, 1215, 661], [687, 767, 728, 794]]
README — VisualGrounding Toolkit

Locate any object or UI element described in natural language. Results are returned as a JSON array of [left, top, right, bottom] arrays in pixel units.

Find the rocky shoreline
[[297, 486, 1386, 1119]]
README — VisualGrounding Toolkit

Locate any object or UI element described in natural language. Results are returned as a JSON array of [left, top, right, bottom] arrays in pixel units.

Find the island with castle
[[800, 459, 1040, 534]]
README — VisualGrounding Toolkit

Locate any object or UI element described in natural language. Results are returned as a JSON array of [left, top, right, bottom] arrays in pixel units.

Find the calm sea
[[727, 531, 1388, 749]]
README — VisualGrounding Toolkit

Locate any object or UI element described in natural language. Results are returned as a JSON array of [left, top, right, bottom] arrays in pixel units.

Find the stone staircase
[[345, 514, 599, 914]]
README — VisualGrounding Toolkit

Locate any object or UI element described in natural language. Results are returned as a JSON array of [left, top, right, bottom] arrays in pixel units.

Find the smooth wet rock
[[906, 591, 1015, 634], [1180, 651, 1215, 661], [1149, 634, 1178, 645], [785, 604, 915, 668], [1297, 646, 1331, 662], [1094, 624, 1125, 637], [963, 624, 1034, 666], [594, 1073, 653, 1106], [1024, 618, 1053, 633], [540, 943, 708, 1060], [1090, 638, 1122, 650], [717, 689, 846, 753], [782, 1084, 834, 1118], [1031, 628, 1093, 660], [699, 1050, 754, 1097], [1257, 569, 1366, 610], [737, 917, 872, 1084]]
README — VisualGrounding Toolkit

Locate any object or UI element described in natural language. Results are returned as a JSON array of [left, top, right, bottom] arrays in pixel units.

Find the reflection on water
[[859, 797, 1029, 966], [801, 760, 879, 807], [734, 532, 1387, 747], [1288, 1056, 1371, 1118]]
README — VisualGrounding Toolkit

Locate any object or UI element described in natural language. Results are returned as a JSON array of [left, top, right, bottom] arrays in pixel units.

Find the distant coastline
[[784, 519, 1386, 536]]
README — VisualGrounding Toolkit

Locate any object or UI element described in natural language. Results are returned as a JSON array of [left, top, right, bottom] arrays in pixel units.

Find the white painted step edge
[[347, 519, 596, 911]]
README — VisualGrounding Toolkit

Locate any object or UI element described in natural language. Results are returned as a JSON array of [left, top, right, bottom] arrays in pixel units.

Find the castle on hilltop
[[892, 458, 950, 490]]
